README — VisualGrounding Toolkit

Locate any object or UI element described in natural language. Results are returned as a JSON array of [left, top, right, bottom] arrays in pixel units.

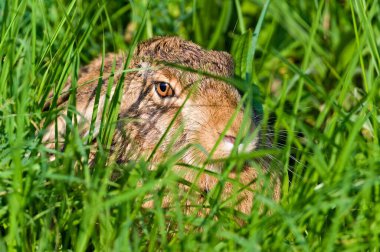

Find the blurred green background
[[0, 0, 379, 251]]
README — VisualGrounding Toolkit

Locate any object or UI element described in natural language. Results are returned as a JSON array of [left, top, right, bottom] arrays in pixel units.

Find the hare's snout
[[217, 123, 258, 156], [223, 134, 236, 145], [182, 82, 258, 161]]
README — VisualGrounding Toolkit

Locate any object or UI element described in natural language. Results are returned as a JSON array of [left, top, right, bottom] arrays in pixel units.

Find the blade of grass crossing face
[[186, 91, 248, 202], [147, 82, 195, 162], [100, 7, 147, 155]]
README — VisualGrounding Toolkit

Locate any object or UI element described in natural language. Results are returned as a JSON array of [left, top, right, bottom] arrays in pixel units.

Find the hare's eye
[[155, 82, 174, 98]]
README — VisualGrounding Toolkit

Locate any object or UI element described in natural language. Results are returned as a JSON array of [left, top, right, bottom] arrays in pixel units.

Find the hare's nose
[[223, 135, 236, 144]]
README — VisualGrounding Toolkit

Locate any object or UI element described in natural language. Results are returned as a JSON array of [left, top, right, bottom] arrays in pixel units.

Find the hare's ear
[[134, 36, 166, 58], [211, 51, 235, 77]]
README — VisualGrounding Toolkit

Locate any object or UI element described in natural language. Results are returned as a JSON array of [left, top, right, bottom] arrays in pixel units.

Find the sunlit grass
[[0, 0, 379, 251]]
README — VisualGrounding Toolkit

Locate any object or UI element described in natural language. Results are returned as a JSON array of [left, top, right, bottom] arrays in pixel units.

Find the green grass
[[1, 0, 379, 251]]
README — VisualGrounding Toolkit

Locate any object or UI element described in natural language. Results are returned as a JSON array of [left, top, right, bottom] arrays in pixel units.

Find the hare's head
[[116, 37, 259, 171]]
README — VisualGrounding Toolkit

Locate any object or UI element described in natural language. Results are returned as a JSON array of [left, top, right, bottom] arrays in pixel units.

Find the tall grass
[[0, 0, 379, 251]]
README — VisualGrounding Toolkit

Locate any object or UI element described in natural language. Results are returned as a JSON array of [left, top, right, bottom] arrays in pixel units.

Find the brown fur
[[43, 36, 280, 214]]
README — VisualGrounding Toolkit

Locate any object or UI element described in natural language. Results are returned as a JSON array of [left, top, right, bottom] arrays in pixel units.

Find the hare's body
[[44, 37, 280, 213]]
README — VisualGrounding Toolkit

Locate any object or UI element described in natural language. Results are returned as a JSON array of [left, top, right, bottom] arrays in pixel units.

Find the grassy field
[[1, 0, 379, 251]]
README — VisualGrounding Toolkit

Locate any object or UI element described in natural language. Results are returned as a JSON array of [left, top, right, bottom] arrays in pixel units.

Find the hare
[[43, 36, 280, 214]]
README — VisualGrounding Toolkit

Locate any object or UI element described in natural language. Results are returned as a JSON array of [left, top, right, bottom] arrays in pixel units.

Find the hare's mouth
[[237, 141, 258, 153], [219, 133, 258, 155]]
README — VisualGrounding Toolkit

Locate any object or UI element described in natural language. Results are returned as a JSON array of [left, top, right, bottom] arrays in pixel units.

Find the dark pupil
[[159, 83, 168, 92]]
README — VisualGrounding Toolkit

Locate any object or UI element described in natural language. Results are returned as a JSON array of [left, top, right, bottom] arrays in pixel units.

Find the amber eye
[[155, 82, 174, 98]]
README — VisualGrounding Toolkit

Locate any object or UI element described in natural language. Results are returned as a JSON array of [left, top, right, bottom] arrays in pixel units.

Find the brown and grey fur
[[43, 36, 280, 214]]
